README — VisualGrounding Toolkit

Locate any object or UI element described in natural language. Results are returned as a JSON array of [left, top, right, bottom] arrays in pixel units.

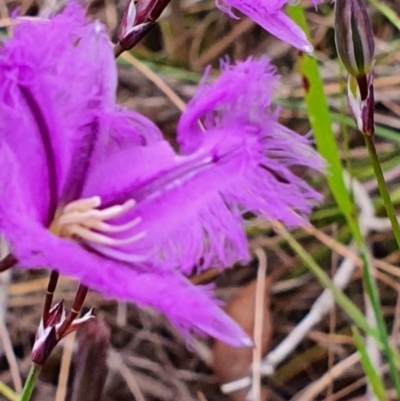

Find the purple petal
[[216, 0, 313, 53], [81, 58, 323, 274], [0, 4, 162, 219]]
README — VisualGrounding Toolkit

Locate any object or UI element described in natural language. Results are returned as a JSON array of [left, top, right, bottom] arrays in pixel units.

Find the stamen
[[87, 244, 148, 264], [53, 197, 145, 251], [67, 224, 145, 246], [89, 218, 142, 233], [63, 196, 101, 213], [60, 199, 135, 225]]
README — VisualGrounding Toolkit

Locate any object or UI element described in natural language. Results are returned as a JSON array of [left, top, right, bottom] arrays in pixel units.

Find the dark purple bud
[[335, 0, 375, 78], [118, 0, 172, 52], [31, 327, 58, 365]]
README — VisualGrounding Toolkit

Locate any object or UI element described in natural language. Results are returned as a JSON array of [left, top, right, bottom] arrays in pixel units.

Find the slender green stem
[[364, 135, 400, 247], [359, 249, 400, 398], [19, 364, 41, 401], [352, 326, 387, 401], [0, 381, 18, 401], [363, 134, 400, 396]]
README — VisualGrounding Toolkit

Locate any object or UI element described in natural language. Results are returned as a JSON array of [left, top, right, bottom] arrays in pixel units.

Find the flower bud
[[31, 301, 95, 365], [334, 0, 374, 78], [118, 0, 172, 52]]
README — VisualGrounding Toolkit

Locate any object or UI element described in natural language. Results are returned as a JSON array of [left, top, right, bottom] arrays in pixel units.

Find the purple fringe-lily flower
[[0, 4, 323, 346], [216, 0, 324, 53]]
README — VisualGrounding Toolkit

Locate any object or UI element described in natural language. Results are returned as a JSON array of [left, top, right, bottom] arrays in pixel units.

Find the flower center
[[50, 196, 145, 247]]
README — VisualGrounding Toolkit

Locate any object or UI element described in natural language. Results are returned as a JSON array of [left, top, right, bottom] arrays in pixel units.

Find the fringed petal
[[81, 58, 323, 275]]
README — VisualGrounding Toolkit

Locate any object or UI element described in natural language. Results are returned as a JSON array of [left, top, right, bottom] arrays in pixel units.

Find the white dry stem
[[120, 52, 186, 112], [221, 377, 252, 395]]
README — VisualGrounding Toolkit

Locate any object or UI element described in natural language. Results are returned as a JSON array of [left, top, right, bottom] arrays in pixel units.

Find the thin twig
[[109, 351, 146, 401], [247, 249, 267, 401], [120, 52, 186, 112], [0, 319, 22, 393], [291, 353, 360, 401]]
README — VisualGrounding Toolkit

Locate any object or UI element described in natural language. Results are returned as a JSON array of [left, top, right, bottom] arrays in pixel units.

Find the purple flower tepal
[[0, 4, 323, 346], [216, 0, 324, 53]]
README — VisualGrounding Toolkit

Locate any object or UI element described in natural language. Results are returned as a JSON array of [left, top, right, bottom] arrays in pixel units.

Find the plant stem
[[352, 326, 386, 401], [18, 364, 41, 401], [364, 135, 400, 247], [358, 249, 400, 398], [363, 134, 400, 397]]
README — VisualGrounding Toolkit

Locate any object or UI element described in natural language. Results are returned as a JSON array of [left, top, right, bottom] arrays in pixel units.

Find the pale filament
[[56, 196, 145, 247]]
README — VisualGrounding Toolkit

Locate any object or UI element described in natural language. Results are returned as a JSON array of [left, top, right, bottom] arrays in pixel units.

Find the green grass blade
[[286, 5, 363, 245], [352, 326, 387, 401]]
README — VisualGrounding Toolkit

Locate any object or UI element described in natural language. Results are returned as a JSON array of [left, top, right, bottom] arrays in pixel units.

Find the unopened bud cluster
[[31, 301, 94, 365]]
